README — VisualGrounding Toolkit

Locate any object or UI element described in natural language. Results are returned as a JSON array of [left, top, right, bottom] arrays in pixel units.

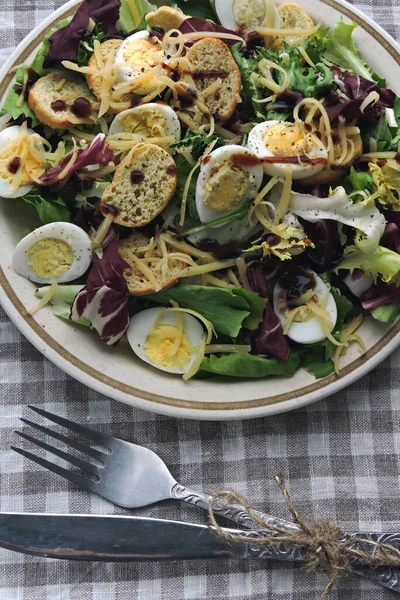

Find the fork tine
[[20, 418, 106, 462], [14, 431, 103, 476], [28, 406, 113, 447], [11, 446, 99, 493]]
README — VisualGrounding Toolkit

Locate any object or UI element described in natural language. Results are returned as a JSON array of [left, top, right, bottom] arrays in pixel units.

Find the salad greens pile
[[3, 0, 400, 382]]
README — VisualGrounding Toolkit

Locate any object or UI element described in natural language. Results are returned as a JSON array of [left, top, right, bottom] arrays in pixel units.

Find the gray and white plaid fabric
[[1, 1, 400, 598]]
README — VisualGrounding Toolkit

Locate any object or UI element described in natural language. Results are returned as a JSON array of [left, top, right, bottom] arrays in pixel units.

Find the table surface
[[1, 0, 400, 598]]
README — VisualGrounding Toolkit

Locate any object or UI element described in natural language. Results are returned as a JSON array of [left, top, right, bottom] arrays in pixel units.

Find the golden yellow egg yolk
[[27, 238, 73, 279], [122, 38, 165, 93], [233, 0, 266, 29], [203, 161, 249, 212], [120, 107, 168, 137], [144, 324, 193, 370], [264, 123, 320, 158], [0, 133, 45, 186]]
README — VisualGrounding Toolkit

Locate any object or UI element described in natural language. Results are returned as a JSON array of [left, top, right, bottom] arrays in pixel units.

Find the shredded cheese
[[273, 167, 292, 225], [183, 334, 206, 381], [160, 233, 215, 263], [298, 45, 316, 68], [182, 259, 237, 278], [227, 269, 241, 288], [28, 283, 59, 315], [205, 344, 251, 354], [359, 91, 380, 114], [236, 257, 252, 291]]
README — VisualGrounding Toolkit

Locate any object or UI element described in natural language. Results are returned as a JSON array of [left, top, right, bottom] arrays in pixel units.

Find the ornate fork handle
[[171, 483, 300, 532], [170, 483, 400, 593]]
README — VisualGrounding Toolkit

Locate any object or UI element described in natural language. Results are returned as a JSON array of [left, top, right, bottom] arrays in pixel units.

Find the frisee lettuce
[[323, 20, 372, 79], [335, 245, 400, 285]]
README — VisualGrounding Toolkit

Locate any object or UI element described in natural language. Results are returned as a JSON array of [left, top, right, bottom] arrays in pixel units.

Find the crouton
[[100, 143, 177, 227], [28, 71, 98, 128]]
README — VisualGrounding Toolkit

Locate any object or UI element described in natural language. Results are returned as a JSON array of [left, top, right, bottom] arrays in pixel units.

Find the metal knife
[[1, 513, 400, 593]]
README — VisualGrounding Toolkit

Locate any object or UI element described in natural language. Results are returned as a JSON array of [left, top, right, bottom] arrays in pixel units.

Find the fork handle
[[170, 483, 298, 532]]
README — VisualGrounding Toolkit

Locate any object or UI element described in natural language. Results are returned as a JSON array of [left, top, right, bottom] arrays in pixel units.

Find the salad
[[2, 0, 400, 381]]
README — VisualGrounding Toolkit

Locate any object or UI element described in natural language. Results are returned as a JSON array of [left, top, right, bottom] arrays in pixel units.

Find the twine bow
[[209, 473, 400, 599]]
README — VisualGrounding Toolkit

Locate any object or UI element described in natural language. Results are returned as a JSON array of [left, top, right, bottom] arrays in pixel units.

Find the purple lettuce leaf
[[327, 73, 396, 124], [298, 218, 343, 273], [252, 303, 290, 361], [361, 281, 400, 310], [70, 238, 130, 345], [44, 0, 121, 68], [179, 17, 243, 49], [380, 222, 400, 254], [247, 263, 270, 298], [40, 134, 114, 191]]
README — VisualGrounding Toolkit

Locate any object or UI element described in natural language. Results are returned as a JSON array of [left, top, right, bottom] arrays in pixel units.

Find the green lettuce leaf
[[118, 0, 156, 33], [198, 350, 300, 378], [371, 302, 400, 323], [21, 190, 71, 224], [300, 346, 335, 379], [77, 24, 107, 66], [147, 284, 266, 336], [35, 284, 84, 304], [258, 45, 334, 98], [331, 287, 353, 330], [0, 67, 39, 126], [230, 288, 266, 330], [230, 44, 263, 119], [323, 20, 372, 79], [335, 245, 400, 285], [174, 0, 216, 21]]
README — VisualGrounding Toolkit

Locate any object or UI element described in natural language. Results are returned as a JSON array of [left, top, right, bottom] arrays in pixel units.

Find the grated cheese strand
[[28, 283, 59, 315], [274, 167, 293, 225], [183, 333, 206, 381]]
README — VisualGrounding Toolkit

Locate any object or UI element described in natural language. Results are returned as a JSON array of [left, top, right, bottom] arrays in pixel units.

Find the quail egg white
[[273, 270, 337, 344], [127, 307, 205, 374], [12, 222, 92, 284], [214, 0, 280, 33], [196, 145, 263, 225], [115, 30, 167, 95], [0, 125, 46, 198], [247, 120, 328, 180], [108, 103, 181, 142]]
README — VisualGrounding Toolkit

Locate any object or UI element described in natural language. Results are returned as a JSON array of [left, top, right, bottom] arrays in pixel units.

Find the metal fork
[[11, 406, 400, 594]]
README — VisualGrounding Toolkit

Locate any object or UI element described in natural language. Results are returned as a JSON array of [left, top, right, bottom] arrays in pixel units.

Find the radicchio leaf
[[40, 134, 114, 191], [44, 0, 121, 68], [380, 222, 400, 254], [252, 303, 290, 361], [73, 207, 116, 248], [298, 218, 343, 273], [327, 73, 396, 124], [70, 238, 130, 345], [361, 281, 400, 310], [179, 17, 243, 49]]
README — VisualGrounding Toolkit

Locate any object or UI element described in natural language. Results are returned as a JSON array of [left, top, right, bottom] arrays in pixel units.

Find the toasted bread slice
[[28, 71, 98, 128], [273, 3, 315, 47], [100, 143, 177, 228], [183, 38, 241, 124], [146, 6, 186, 31], [87, 39, 134, 114], [306, 133, 363, 185], [118, 231, 189, 295]]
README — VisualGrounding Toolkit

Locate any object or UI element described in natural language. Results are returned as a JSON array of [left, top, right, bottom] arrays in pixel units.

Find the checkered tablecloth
[[2, 0, 400, 598]]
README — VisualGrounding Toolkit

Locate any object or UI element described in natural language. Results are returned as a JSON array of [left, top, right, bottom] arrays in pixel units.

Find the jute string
[[209, 473, 400, 599]]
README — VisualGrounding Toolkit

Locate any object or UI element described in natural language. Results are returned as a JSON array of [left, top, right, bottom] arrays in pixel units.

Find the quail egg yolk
[[0, 136, 45, 187], [203, 161, 249, 212], [233, 0, 266, 29], [144, 325, 193, 369], [27, 238, 74, 279], [120, 108, 168, 137], [264, 123, 321, 158], [123, 39, 164, 73]]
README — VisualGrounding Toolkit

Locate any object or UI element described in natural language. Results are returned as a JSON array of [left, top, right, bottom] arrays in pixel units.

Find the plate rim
[[0, 0, 399, 420]]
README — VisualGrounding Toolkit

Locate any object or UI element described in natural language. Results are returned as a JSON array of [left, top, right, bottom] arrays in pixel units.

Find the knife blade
[[0, 512, 251, 561]]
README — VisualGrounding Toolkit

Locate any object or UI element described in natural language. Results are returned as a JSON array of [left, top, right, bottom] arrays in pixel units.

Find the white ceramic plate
[[0, 0, 399, 420]]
